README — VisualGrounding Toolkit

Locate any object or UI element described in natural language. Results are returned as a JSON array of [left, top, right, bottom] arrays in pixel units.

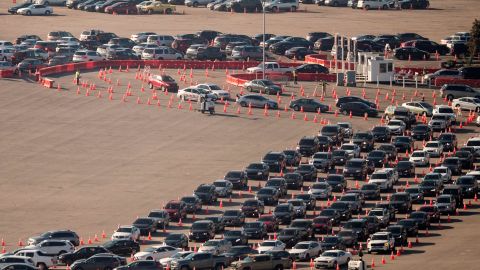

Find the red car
[[257, 215, 279, 232], [148, 74, 179, 93], [104, 2, 138, 14], [313, 216, 333, 234], [164, 200, 187, 221]]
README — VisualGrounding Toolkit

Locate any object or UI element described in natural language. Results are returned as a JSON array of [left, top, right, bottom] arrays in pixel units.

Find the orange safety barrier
[[434, 77, 480, 88], [0, 69, 15, 78], [43, 78, 54, 88]]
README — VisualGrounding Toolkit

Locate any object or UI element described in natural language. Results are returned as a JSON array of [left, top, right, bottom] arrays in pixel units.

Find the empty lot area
[[1, 1, 480, 270]]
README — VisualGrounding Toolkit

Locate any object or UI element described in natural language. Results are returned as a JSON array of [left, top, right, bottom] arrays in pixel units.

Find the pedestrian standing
[[321, 80, 327, 97], [292, 70, 298, 85]]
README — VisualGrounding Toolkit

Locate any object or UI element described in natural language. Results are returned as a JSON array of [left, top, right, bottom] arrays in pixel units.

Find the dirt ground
[[1, 1, 480, 269]]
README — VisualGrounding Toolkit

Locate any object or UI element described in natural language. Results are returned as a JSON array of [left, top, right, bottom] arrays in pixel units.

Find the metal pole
[[262, 1, 266, 80]]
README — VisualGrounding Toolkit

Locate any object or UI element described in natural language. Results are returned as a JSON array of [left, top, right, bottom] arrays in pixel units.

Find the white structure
[[356, 52, 394, 83]]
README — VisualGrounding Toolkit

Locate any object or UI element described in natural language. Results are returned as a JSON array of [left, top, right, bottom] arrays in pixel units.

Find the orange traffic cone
[[148, 232, 152, 241]]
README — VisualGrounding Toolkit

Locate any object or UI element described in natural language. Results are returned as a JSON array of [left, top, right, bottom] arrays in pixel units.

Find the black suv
[[296, 136, 320, 157], [340, 102, 378, 117], [386, 225, 408, 247], [411, 124, 432, 141], [284, 172, 304, 189], [222, 210, 246, 226], [366, 150, 388, 167], [392, 107, 416, 127], [224, 170, 248, 189], [343, 159, 368, 180], [188, 46, 226, 61], [58, 246, 110, 265], [103, 239, 140, 256], [352, 131, 375, 151], [320, 125, 344, 145], [241, 199, 265, 217], [70, 254, 124, 270], [393, 136, 414, 152], [342, 219, 369, 241], [283, 150, 302, 167], [27, 230, 80, 246], [273, 203, 295, 224], [228, 0, 262, 12], [371, 126, 392, 142], [336, 96, 376, 108], [132, 217, 157, 236], [245, 163, 270, 180], [194, 184, 218, 204], [389, 192, 413, 213], [189, 220, 216, 241], [242, 222, 268, 239], [262, 151, 287, 173], [438, 133, 457, 152]]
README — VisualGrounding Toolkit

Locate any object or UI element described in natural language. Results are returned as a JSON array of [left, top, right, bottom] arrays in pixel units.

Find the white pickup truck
[[15, 249, 57, 270], [367, 232, 395, 254], [246, 62, 293, 74]]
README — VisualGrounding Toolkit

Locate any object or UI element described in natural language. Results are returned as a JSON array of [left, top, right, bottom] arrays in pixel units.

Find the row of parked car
[[1, 90, 479, 270]]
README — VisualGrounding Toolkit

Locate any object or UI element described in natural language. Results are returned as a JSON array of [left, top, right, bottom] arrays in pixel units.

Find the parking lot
[[1, 1, 480, 270]]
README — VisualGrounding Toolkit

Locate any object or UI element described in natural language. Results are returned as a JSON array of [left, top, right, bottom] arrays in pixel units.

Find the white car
[[423, 141, 443, 158], [196, 84, 231, 100], [433, 166, 452, 183], [308, 182, 332, 200], [409, 151, 430, 166], [146, 35, 175, 47], [159, 251, 193, 268], [340, 143, 361, 158], [130, 32, 157, 43], [133, 245, 181, 261], [14, 249, 57, 269], [386, 119, 406, 135], [111, 225, 141, 241], [452, 97, 480, 112], [0, 47, 15, 61], [466, 137, 480, 151], [314, 250, 352, 269], [369, 171, 394, 190], [257, 240, 286, 253], [357, 0, 390, 10], [72, 50, 104, 62], [288, 241, 322, 261], [433, 105, 456, 121], [428, 114, 450, 131], [367, 232, 395, 254], [35, 0, 66, 5], [0, 41, 14, 48], [401, 101, 433, 116], [17, 4, 53, 15], [25, 239, 74, 255], [141, 46, 183, 60], [198, 239, 232, 255], [0, 256, 35, 269], [58, 37, 81, 46], [177, 87, 216, 102], [213, 179, 233, 197]]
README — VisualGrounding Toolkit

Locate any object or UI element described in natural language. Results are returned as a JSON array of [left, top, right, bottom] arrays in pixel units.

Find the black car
[[337, 230, 358, 248], [378, 144, 398, 161], [262, 152, 287, 173], [284, 173, 304, 190], [331, 150, 349, 166], [386, 225, 408, 247], [409, 40, 449, 55], [396, 219, 419, 237], [394, 47, 430, 60], [361, 184, 381, 200], [316, 136, 335, 152], [222, 210, 246, 226], [419, 180, 442, 197], [284, 47, 315, 60], [329, 202, 352, 221], [289, 219, 315, 238], [320, 236, 345, 251], [277, 228, 307, 248], [164, 234, 189, 249], [222, 245, 255, 260], [103, 239, 140, 256], [296, 136, 320, 157], [306, 32, 332, 43], [343, 159, 368, 180], [340, 102, 378, 117], [224, 170, 248, 189], [442, 185, 464, 207], [396, 161, 415, 177], [205, 216, 226, 233], [438, 133, 457, 152], [442, 157, 462, 175], [326, 174, 347, 192], [181, 196, 202, 213], [294, 64, 329, 74], [228, 0, 262, 13], [273, 203, 295, 224], [245, 163, 270, 180], [241, 199, 265, 217], [342, 219, 369, 241], [410, 124, 432, 141], [114, 260, 162, 270], [266, 178, 288, 197], [363, 216, 381, 234], [290, 98, 329, 113], [418, 205, 441, 223], [294, 194, 316, 210], [456, 176, 479, 198], [352, 132, 375, 151], [455, 151, 474, 169], [70, 254, 124, 270], [336, 96, 376, 109], [374, 202, 396, 221], [319, 209, 341, 226], [320, 125, 344, 145], [312, 216, 333, 234], [194, 184, 218, 204], [189, 220, 215, 241], [58, 246, 110, 265], [366, 150, 388, 167], [389, 192, 413, 213], [132, 218, 157, 236], [283, 150, 302, 167], [393, 136, 414, 152], [393, 0, 430, 10], [8, 2, 34, 14], [371, 126, 392, 142], [269, 41, 300, 55], [242, 222, 267, 239], [223, 231, 248, 246], [256, 187, 280, 206], [294, 164, 317, 181], [408, 211, 430, 229]]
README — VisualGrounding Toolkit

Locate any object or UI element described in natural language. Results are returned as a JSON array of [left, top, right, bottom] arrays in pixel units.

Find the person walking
[[292, 70, 298, 85], [74, 70, 81, 85], [321, 80, 327, 97]]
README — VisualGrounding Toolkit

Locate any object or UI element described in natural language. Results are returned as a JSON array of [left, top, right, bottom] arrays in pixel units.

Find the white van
[[35, 0, 67, 6], [141, 46, 183, 60], [264, 0, 299, 12], [357, 0, 390, 9], [146, 35, 175, 47]]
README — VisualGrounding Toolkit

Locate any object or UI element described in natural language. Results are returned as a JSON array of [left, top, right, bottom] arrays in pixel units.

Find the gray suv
[[231, 45, 263, 60], [440, 84, 480, 101]]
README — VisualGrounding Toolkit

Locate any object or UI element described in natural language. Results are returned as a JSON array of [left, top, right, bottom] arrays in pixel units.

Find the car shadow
[[400, 249, 427, 255], [412, 241, 435, 247]]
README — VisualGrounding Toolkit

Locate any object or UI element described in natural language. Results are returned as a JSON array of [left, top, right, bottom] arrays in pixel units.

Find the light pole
[[262, 0, 266, 79]]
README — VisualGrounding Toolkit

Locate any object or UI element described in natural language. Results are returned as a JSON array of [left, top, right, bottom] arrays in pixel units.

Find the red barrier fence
[[38, 60, 262, 77], [434, 77, 480, 88], [225, 72, 336, 86]]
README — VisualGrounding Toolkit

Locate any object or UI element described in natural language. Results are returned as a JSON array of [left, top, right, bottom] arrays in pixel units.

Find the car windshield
[[332, 150, 346, 157], [419, 102, 433, 109], [438, 108, 454, 113], [354, 133, 369, 139], [340, 196, 356, 202], [280, 229, 296, 235], [117, 228, 132, 233], [283, 150, 296, 156], [166, 203, 180, 209], [410, 213, 425, 219], [203, 241, 219, 247], [226, 171, 242, 178], [320, 209, 335, 216], [342, 145, 356, 150], [379, 145, 394, 151], [288, 201, 303, 207], [134, 218, 152, 224], [275, 206, 290, 212], [224, 211, 239, 216], [299, 139, 314, 146], [266, 180, 282, 186], [244, 222, 261, 228], [426, 142, 440, 148], [398, 220, 415, 226], [144, 247, 158, 252], [444, 159, 458, 164], [369, 210, 383, 216], [323, 237, 338, 244], [437, 197, 451, 203], [411, 152, 426, 157], [421, 181, 436, 187], [322, 126, 338, 132], [395, 137, 410, 143], [433, 168, 447, 174], [456, 152, 470, 158], [373, 127, 389, 132], [192, 223, 210, 229], [388, 227, 401, 233], [264, 153, 280, 160], [225, 231, 242, 237], [248, 164, 264, 169], [182, 197, 197, 203], [371, 234, 389, 240], [291, 221, 309, 227], [243, 200, 258, 206], [388, 120, 403, 126], [405, 188, 420, 193], [312, 183, 329, 189], [369, 151, 385, 157], [346, 160, 363, 167], [313, 153, 329, 159], [258, 188, 274, 195], [294, 243, 310, 249], [161, 75, 175, 82], [362, 185, 377, 190], [214, 182, 227, 187], [457, 177, 475, 185], [171, 252, 190, 259], [397, 161, 412, 169], [327, 175, 343, 182], [261, 241, 276, 246], [258, 216, 274, 222], [344, 221, 363, 229], [371, 173, 388, 179], [196, 186, 212, 192], [391, 194, 408, 201], [166, 234, 183, 240], [297, 165, 312, 171], [413, 125, 428, 132]]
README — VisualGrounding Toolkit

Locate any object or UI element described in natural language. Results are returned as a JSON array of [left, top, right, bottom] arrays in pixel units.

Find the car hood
[[289, 248, 308, 254], [369, 240, 388, 245], [315, 256, 335, 262], [134, 251, 152, 257], [257, 246, 275, 252], [310, 188, 328, 193], [112, 232, 132, 237]]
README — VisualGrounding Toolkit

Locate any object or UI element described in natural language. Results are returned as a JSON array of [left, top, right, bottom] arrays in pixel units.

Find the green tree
[[468, 19, 480, 65]]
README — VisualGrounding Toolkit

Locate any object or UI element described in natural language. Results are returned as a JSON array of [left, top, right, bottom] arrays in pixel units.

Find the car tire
[[364, 5, 370, 10], [166, 8, 173, 14], [104, 267, 112, 270], [272, 6, 278, 12], [146, 257, 153, 260], [37, 263, 47, 270], [45, 10, 51, 15], [148, 82, 154, 89], [291, 6, 297, 12], [447, 94, 454, 101], [293, 105, 300, 111], [383, 4, 388, 9], [26, 10, 31, 15], [240, 101, 247, 107]]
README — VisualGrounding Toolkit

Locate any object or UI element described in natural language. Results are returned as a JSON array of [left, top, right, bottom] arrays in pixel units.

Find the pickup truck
[[15, 249, 57, 269], [170, 252, 227, 270], [367, 232, 395, 254], [230, 254, 291, 270], [246, 62, 293, 74]]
